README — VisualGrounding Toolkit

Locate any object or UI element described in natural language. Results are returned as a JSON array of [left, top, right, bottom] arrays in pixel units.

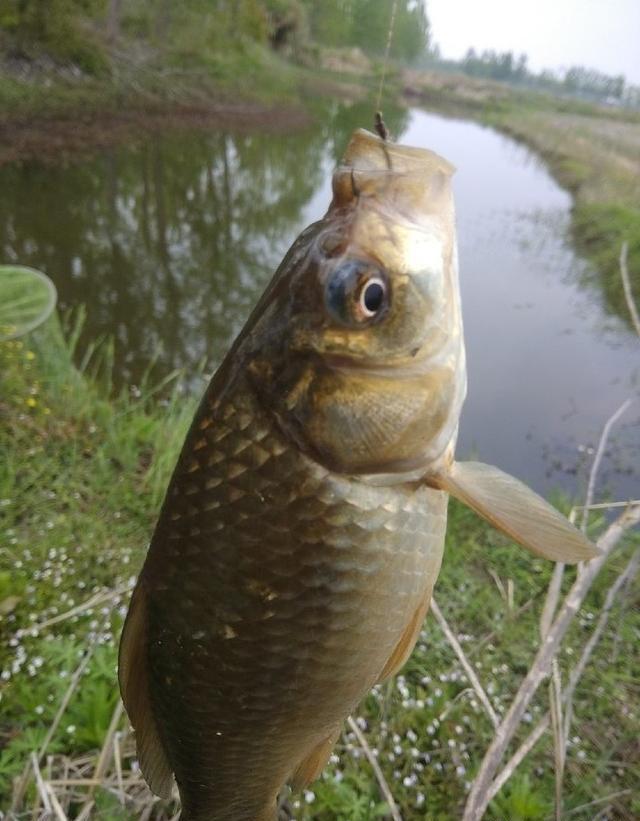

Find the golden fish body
[[134, 385, 447, 820], [119, 129, 597, 820]]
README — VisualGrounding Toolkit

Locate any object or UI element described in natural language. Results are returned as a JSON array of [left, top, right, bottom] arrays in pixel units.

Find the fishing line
[[375, 0, 400, 120]]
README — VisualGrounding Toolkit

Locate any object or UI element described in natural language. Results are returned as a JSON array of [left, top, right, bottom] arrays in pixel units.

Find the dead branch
[[462, 503, 640, 821], [487, 542, 640, 803], [347, 716, 402, 821], [76, 700, 125, 816], [549, 660, 564, 821], [11, 644, 96, 812], [561, 546, 640, 737], [581, 398, 634, 533], [47, 785, 69, 821], [31, 752, 52, 815], [539, 562, 566, 640], [563, 789, 632, 817], [487, 719, 549, 802], [485, 531, 640, 804], [19, 582, 132, 638], [431, 598, 499, 729], [541, 394, 633, 820]]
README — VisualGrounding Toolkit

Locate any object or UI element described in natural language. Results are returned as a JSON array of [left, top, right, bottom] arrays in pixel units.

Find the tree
[[300, 0, 429, 63], [107, 0, 120, 40]]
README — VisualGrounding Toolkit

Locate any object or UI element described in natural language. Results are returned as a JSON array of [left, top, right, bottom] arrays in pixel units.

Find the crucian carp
[[119, 128, 598, 821]]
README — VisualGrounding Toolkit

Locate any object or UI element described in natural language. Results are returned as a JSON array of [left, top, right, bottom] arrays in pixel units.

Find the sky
[[426, 0, 640, 85]]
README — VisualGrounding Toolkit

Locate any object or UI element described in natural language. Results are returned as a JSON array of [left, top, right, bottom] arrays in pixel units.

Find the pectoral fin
[[432, 461, 599, 563]]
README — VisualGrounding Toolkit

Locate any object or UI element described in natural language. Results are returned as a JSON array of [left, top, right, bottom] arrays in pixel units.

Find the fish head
[[246, 128, 467, 478]]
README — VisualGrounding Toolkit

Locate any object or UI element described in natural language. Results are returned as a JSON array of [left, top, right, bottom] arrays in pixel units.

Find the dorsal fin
[[432, 461, 599, 563], [118, 583, 174, 798]]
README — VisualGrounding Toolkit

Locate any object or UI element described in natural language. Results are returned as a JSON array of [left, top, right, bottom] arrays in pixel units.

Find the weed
[[1, 314, 638, 818]]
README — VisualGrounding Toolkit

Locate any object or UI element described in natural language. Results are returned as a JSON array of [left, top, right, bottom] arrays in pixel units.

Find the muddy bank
[[0, 100, 312, 166]]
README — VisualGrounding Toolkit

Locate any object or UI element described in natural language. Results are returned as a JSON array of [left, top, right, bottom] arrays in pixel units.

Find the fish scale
[[119, 128, 597, 820], [138, 378, 447, 819]]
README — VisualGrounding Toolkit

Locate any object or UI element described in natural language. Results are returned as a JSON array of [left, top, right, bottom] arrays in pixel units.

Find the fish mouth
[[321, 351, 429, 379]]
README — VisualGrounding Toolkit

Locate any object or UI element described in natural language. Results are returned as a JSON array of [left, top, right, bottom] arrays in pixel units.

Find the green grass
[[0, 42, 304, 121], [1, 314, 638, 819], [0, 312, 195, 803], [572, 203, 640, 322]]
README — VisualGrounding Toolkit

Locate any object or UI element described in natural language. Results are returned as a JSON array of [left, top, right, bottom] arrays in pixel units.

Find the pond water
[[1, 103, 638, 500]]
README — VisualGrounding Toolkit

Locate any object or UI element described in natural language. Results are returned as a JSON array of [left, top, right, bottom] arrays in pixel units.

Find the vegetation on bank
[[1, 9, 639, 816], [479, 102, 640, 332], [0, 0, 425, 120], [426, 48, 639, 109], [1, 316, 639, 819], [1, 2, 638, 334]]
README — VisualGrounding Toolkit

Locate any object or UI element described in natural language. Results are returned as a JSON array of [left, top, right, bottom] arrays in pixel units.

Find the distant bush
[[0, 0, 108, 72], [0, 0, 432, 72]]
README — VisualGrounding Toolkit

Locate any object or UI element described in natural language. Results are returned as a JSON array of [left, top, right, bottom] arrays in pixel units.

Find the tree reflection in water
[[0, 101, 409, 388]]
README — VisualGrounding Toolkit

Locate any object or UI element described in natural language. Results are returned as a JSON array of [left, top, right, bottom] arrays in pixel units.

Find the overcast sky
[[427, 0, 640, 84]]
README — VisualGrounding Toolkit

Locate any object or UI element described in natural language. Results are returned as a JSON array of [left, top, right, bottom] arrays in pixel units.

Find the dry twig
[[463, 503, 640, 821], [431, 598, 499, 729], [487, 719, 549, 802], [113, 730, 126, 803], [76, 700, 125, 816], [20, 583, 132, 637], [535, 395, 636, 821], [31, 752, 52, 815], [580, 398, 634, 533], [347, 716, 402, 821], [561, 788, 632, 817], [47, 785, 70, 821], [540, 393, 633, 821], [485, 528, 640, 805], [549, 660, 564, 821], [11, 645, 96, 812]]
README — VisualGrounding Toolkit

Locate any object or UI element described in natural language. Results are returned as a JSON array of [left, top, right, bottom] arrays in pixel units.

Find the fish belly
[[140, 380, 448, 819]]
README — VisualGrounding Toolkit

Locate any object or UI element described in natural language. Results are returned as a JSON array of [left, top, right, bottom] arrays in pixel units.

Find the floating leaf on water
[[0, 265, 57, 341]]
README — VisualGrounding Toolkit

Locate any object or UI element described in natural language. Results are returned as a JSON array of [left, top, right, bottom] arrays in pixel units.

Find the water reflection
[[0, 100, 408, 383], [399, 110, 638, 500], [1, 132, 323, 379], [0, 102, 637, 499]]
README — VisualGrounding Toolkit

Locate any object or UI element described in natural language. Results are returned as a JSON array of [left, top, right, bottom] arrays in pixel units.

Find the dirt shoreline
[[0, 99, 312, 166]]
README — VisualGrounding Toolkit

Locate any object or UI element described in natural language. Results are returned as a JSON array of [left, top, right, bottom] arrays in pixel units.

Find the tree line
[[0, 0, 429, 68], [429, 47, 638, 108]]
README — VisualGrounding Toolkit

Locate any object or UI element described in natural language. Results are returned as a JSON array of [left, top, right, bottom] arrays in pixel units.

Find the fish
[[118, 128, 598, 821]]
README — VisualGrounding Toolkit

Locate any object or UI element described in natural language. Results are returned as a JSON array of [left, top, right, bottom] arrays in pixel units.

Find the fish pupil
[[362, 280, 385, 314]]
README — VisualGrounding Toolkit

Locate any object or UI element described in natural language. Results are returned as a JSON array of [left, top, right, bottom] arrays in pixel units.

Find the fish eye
[[359, 278, 386, 317], [325, 259, 389, 326]]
